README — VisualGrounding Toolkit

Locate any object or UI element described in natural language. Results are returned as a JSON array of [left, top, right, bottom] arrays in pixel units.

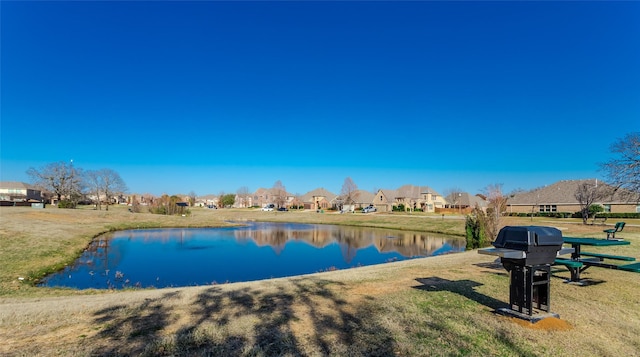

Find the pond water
[[40, 222, 465, 289]]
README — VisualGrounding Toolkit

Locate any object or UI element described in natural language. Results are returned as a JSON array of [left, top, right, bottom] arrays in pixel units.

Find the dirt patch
[[511, 317, 573, 331]]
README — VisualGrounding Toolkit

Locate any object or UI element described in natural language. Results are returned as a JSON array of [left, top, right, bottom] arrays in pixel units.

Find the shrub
[[57, 200, 75, 209], [131, 199, 145, 213], [589, 204, 604, 216], [149, 206, 167, 215], [465, 207, 491, 249], [593, 212, 640, 219]]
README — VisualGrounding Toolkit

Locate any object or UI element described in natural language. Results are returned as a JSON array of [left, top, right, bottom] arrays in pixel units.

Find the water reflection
[[40, 222, 464, 289]]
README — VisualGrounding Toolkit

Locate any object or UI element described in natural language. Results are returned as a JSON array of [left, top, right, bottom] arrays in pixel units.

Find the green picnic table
[[555, 237, 637, 283]]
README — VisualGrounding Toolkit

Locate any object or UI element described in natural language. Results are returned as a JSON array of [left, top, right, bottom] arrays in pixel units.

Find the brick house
[[506, 179, 640, 214]]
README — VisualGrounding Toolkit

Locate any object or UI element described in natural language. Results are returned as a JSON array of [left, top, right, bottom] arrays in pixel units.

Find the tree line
[[27, 161, 127, 210]]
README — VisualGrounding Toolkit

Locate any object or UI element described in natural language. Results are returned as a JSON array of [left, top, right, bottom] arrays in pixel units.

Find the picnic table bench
[[579, 252, 636, 262], [552, 237, 638, 283], [618, 262, 640, 273], [553, 258, 584, 282]]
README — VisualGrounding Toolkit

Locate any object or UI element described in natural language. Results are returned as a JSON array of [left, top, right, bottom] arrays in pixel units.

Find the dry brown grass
[[1, 206, 639, 356]]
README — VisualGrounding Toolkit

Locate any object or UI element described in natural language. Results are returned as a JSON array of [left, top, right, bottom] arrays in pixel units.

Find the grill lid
[[493, 226, 563, 250]]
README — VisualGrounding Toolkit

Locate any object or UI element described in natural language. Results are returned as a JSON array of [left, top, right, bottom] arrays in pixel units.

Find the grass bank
[[1, 206, 639, 356]]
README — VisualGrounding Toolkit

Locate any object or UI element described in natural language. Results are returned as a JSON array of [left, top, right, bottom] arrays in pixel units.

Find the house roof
[[0, 181, 37, 190], [253, 187, 270, 196], [355, 190, 375, 204], [335, 189, 376, 205], [395, 184, 442, 199], [377, 189, 397, 203], [507, 179, 630, 205], [300, 188, 337, 203], [444, 192, 486, 207], [469, 194, 488, 207]]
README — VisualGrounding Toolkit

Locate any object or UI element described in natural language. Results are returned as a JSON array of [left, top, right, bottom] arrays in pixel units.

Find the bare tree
[[340, 177, 360, 205], [188, 191, 197, 207], [601, 132, 640, 203], [271, 180, 287, 208], [85, 170, 103, 210], [236, 186, 251, 208], [530, 190, 541, 222], [444, 187, 464, 210], [575, 180, 608, 225], [99, 169, 128, 211], [27, 161, 82, 206], [484, 184, 508, 240]]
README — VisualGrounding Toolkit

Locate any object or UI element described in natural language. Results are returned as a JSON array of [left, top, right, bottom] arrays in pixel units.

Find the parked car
[[362, 205, 377, 213], [277, 207, 288, 212], [262, 204, 275, 211]]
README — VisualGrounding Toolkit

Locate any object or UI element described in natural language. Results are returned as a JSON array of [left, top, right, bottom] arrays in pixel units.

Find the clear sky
[[1, 1, 639, 197]]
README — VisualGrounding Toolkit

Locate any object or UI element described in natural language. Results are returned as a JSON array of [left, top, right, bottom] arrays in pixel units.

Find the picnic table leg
[[568, 266, 581, 282], [568, 244, 582, 282], [571, 244, 581, 260]]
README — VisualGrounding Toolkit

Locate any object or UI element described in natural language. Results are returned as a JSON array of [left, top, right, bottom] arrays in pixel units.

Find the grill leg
[[532, 265, 551, 312], [508, 265, 551, 315]]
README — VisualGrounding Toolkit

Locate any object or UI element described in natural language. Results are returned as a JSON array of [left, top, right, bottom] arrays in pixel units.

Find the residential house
[[195, 194, 219, 208], [444, 192, 487, 213], [300, 188, 337, 210], [373, 185, 446, 212], [0, 181, 42, 202], [506, 179, 640, 214], [252, 188, 272, 208], [247, 187, 295, 209], [234, 191, 254, 208], [334, 189, 376, 211], [353, 190, 375, 208]]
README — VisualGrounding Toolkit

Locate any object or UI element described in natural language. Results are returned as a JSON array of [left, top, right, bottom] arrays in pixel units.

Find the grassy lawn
[[1, 206, 639, 356]]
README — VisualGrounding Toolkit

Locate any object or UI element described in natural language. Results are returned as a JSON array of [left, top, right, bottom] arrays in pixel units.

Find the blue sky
[[2, 1, 639, 197]]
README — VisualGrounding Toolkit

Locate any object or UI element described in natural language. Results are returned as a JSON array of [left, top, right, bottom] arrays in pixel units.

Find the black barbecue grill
[[493, 226, 564, 266], [480, 226, 566, 321]]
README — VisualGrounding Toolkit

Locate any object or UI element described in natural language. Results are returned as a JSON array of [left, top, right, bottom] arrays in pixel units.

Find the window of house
[[604, 204, 611, 213], [551, 205, 557, 212], [539, 205, 545, 212], [545, 205, 551, 212], [636, 205, 640, 213]]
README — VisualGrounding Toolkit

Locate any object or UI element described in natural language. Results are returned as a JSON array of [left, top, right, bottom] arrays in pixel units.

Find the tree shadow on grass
[[414, 277, 506, 312], [91, 290, 183, 356], [90, 278, 397, 356]]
